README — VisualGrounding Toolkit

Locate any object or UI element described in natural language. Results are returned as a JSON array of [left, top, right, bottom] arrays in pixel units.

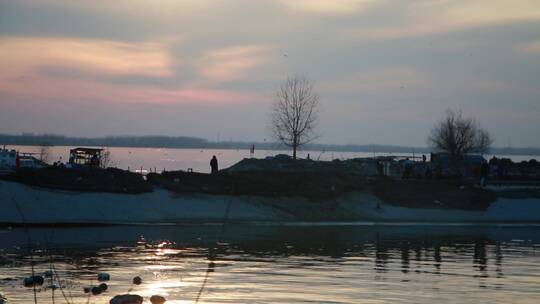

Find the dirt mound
[[2, 157, 498, 211], [369, 178, 496, 210], [148, 170, 354, 199], [149, 169, 496, 210], [225, 156, 378, 176], [3, 167, 152, 194]]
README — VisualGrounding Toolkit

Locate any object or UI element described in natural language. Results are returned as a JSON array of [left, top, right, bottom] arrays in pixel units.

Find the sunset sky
[[1, 0, 539, 146]]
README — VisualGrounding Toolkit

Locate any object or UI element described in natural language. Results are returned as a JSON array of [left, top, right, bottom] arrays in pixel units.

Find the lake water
[[2, 146, 539, 303], [7, 145, 539, 174], [1, 224, 540, 303]]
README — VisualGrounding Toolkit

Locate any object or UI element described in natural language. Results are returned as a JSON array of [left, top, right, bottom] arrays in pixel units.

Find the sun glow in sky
[[0, 0, 539, 146]]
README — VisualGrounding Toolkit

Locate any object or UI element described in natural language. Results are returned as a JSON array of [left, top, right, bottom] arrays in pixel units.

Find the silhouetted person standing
[[480, 161, 489, 187], [210, 155, 218, 174]]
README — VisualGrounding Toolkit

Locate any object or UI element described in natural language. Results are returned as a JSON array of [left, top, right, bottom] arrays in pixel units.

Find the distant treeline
[[1, 133, 539, 156], [0, 134, 209, 148]]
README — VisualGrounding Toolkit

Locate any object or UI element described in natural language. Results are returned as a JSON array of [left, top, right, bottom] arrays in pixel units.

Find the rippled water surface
[[1, 224, 540, 303]]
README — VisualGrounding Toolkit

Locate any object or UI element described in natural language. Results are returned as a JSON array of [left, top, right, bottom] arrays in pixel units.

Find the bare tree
[[38, 145, 51, 164], [429, 109, 492, 161], [271, 75, 320, 160], [99, 148, 113, 169]]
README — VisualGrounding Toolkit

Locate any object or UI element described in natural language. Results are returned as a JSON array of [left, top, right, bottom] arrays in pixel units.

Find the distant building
[[430, 152, 486, 178], [0, 148, 17, 174], [0, 147, 47, 174], [18, 155, 47, 169], [430, 152, 485, 165], [68, 147, 103, 167]]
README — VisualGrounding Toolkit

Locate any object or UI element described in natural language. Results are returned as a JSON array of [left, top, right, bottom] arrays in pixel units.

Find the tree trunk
[[451, 154, 463, 179], [293, 135, 297, 160]]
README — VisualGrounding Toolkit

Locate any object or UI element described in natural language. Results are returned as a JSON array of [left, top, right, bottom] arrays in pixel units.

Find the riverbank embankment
[[1, 180, 539, 225]]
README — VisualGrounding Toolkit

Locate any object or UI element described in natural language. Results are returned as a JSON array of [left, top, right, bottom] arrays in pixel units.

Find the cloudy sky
[[1, 0, 539, 146]]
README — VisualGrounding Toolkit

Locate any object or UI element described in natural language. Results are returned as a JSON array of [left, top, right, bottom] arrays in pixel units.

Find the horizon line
[[1, 133, 539, 152]]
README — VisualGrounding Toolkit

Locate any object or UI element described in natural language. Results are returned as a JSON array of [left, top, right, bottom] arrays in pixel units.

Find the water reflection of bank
[[1, 224, 539, 275], [2, 224, 540, 304]]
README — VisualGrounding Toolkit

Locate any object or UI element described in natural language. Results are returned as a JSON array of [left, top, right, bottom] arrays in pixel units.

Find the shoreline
[[3, 140, 540, 156], [1, 180, 539, 225]]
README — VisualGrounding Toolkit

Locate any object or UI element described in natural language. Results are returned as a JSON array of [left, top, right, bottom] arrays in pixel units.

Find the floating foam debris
[[150, 295, 166, 304], [91, 286, 102, 295], [110, 294, 143, 304], [23, 275, 44, 287], [98, 272, 110, 281], [47, 283, 60, 290], [132, 276, 142, 285]]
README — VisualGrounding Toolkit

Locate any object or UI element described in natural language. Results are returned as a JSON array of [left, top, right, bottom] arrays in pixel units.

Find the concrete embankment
[[0, 180, 539, 224], [0, 181, 289, 224]]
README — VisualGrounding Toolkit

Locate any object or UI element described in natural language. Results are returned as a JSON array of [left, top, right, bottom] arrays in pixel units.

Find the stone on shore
[[110, 294, 143, 304], [150, 295, 167, 304]]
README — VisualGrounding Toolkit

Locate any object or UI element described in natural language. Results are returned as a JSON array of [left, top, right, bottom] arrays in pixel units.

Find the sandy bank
[[0, 181, 288, 224], [0, 181, 539, 224]]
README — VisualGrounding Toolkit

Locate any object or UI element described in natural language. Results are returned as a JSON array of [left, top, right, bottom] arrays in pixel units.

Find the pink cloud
[[518, 41, 540, 54], [0, 37, 174, 78], [196, 45, 272, 82], [0, 37, 263, 106], [343, 0, 540, 40], [0, 75, 258, 106]]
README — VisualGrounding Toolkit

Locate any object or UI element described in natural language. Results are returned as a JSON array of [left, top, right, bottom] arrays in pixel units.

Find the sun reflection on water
[[1, 225, 540, 303]]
